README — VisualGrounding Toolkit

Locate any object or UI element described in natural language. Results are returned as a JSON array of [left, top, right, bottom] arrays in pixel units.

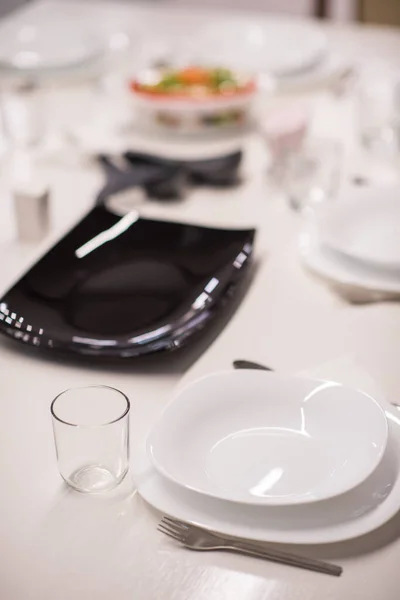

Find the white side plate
[[147, 371, 387, 506], [300, 230, 400, 294]]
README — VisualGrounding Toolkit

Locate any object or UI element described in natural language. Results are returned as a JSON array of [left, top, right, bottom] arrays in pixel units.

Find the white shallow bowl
[[317, 187, 400, 271], [147, 371, 387, 506], [138, 404, 400, 545]]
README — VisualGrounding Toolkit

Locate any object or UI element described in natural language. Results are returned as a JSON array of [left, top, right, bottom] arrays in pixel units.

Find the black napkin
[[96, 150, 242, 205]]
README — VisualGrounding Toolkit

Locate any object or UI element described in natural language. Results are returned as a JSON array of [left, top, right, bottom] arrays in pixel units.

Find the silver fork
[[158, 516, 342, 577]]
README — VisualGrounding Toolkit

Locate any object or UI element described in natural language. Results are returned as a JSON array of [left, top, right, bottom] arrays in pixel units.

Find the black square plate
[[0, 205, 255, 358]]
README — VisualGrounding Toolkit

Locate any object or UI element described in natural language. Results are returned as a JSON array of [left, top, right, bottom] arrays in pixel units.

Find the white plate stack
[[136, 369, 400, 545], [301, 186, 400, 297]]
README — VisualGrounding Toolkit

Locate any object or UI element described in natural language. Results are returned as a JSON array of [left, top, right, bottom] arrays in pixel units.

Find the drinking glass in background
[[51, 386, 130, 493], [0, 81, 47, 150], [0, 18, 107, 154], [261, 104, 310, 185], [357, 64, 400, 156], [282, 138, 342, 212]]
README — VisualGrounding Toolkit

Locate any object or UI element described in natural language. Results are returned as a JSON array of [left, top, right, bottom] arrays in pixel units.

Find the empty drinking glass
[[0, 81, 47, 150], [357, 64, 400, 155], [51, 385, 130, 493], [282, 138, 342, 212]]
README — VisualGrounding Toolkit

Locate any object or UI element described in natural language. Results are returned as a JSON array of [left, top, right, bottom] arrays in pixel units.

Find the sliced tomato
[[176, 67, 212, 86]]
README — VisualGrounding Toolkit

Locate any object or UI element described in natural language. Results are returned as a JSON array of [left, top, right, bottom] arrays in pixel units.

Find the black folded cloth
[[96, 150, 242, 205]]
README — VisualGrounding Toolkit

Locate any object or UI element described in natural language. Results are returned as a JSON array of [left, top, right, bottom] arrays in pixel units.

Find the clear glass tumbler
[[357, 65, 400, 155], [51, 385, 130, 493], [283, 138, 342, 212]]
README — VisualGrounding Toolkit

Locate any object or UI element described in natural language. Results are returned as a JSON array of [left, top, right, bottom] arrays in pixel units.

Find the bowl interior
[[148, 370, 388, 505]]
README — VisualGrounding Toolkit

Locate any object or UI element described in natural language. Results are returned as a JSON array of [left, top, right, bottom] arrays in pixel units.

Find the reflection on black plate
[[0, 205, 255, 358]]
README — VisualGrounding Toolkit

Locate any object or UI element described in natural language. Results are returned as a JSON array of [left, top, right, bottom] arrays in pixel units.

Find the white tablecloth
[[1, 2, 400, 599]]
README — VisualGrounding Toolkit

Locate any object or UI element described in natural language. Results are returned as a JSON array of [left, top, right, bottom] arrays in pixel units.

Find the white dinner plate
[[317, 187, 400, 271], [147, 371, 387, 506], [137, 404, 400, 545], [300, 229, 400, 294], [188, 18, 327, 77], [0, 20, 103, 75]]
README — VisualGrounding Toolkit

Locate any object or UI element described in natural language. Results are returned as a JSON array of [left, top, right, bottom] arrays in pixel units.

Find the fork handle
[[220, 542, 342, 577]]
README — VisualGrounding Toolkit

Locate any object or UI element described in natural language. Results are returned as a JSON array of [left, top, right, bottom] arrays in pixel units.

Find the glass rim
[[50, 385, 130, 428]]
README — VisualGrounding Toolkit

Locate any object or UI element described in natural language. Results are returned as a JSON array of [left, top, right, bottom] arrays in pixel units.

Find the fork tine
[[162, 515, 190, 529], [157, 527, 180, 542], [159, 523, 183, 537], [158, 524, 185, 542], [160, 522, 184, 536], [161, 517, 188, 533], [162, 516, 189, 530]]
